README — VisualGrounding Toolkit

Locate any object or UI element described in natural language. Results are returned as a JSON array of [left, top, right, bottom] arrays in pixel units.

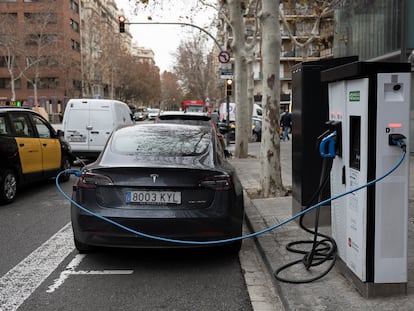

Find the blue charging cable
[[56, 148, 406, 245]]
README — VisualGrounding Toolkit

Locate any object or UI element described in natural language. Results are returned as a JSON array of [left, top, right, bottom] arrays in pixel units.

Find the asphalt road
[[0, 174, 253, 311]]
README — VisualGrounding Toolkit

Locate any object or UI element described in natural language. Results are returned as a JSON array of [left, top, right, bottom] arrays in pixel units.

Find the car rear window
[[111, 125, 211, 157]]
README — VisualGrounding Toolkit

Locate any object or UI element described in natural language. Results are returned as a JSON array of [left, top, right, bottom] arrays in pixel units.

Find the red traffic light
[[119, 16, 126, 33]]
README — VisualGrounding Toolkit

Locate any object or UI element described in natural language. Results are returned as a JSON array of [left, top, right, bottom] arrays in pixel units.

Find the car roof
[[0, 107, 32, 112]]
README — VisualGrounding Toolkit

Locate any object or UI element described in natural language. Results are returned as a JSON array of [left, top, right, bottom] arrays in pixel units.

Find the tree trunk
[[259, 0, 285, 197], [227, 0, 249, 158]]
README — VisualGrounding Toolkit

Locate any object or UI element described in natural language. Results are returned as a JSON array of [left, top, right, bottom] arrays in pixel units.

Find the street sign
[[220, 63, 233, 79], [218, 51, 231, 64]]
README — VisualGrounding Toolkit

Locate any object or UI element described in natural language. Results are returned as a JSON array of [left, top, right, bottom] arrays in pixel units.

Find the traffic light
[[119, 16, 125, 33], [226, 79, 233, 96]]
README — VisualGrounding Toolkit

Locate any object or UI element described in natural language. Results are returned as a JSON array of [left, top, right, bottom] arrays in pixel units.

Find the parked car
[[156, 111, 212, 126], [62, 99, 134, 160], [219, 117, 262, 143], [0, 107, 75, 204], [251, 117, 262, 142], [134, 107, 148, 121], [71, 123, 244, 253], [147, 108, 160, 120]]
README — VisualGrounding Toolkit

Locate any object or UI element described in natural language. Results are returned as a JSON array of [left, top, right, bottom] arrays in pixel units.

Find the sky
[[116, 1, 217, 72]]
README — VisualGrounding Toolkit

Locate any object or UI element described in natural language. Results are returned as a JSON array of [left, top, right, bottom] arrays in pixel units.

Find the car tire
[[0, 169, 18, 205], [251, 132, 259, 142], [58, 156, 71, 183], [74, 237, 94, 253]]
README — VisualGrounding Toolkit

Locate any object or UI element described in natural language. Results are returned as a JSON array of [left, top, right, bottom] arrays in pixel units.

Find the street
[[0, 169, 260, 311]]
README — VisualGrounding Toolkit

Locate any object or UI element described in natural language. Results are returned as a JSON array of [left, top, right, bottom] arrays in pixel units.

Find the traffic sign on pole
[[218, 51, 231, 64]]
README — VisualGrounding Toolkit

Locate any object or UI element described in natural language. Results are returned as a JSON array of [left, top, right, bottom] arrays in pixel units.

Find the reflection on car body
[[156, 111, 228, 153], [71, 123, 244, 253], [0, 107, 75, 204]]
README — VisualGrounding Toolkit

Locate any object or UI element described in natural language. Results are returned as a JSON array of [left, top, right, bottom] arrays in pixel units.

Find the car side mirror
[[57, 129, 64, 137]]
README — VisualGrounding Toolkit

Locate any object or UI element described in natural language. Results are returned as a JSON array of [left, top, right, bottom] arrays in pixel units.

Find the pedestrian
[[280, 110, 291, 141]]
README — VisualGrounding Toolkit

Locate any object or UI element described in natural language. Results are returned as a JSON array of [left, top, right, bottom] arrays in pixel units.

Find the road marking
[[47, 254, 133, 293], [0, 223, 74, 311]]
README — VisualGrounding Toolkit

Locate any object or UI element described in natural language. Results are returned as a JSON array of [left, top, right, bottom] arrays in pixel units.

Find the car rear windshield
[[111, 125, 211, 157]]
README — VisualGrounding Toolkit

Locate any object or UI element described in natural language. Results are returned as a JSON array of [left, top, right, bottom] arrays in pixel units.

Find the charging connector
[[389, 133, 407, 151], [318, 121, 342, 158]]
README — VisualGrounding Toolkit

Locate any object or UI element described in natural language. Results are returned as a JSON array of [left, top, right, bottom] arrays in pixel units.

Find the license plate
[[68, 136, 86, 142], [126, 191, 181, 204]]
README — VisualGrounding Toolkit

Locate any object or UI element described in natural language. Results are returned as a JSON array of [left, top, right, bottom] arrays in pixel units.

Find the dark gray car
[[71, 123, 244, 253]]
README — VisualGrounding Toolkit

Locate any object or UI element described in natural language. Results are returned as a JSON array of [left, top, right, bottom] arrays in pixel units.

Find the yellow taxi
[[0, 107, 75, 204]]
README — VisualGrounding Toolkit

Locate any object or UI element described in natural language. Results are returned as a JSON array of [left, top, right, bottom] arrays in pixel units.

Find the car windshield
[[110, 125, 211, 157]]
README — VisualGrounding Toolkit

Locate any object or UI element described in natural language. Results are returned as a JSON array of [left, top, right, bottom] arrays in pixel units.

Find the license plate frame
[[125, 191, 181, 205]]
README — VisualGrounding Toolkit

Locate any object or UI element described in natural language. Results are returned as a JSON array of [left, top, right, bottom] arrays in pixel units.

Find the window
[[70, 19, 79, 32], [25, 34, 59, 46], [71, 39, 80, 51], [0, 78, 21, 89], [25, 13, 57, 24], [70, 0, 79, 14], [33, 115, 51, 138], [10, 114, 35, 138], [0, 116, 11, 135], [27, 77, 59, 89]]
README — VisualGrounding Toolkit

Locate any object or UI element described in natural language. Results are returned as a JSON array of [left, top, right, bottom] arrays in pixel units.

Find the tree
[[160, 71, 183, 110], [259, 0, 285, 196], [173, 35, 218, 101], [0, 13, 23, 101], [21, 1, 62, 106]]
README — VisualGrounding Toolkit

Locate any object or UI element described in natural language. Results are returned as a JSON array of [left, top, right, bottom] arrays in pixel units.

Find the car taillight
[[77, 172, 114, 189], [199, 175, 233, 190]]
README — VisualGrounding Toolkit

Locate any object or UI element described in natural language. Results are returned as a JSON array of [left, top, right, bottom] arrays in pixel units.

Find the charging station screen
[[349, 116, 361, 170]]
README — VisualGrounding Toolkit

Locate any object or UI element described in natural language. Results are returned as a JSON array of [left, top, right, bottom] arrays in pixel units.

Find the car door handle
[[43, 143, 47, 147], [19, 143, 24, 147], [91, 131, 99, 134]]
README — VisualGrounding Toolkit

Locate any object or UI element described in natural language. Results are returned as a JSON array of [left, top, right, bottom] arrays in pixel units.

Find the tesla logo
[[150, 174, 159, 183]]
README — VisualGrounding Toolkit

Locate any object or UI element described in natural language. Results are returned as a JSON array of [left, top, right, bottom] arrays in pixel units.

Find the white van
[[62, 99, 133, 159], [219, 102, 262, 121]]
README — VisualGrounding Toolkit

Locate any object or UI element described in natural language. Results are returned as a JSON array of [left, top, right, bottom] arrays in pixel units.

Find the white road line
[[0, 223, 74, 311], [46, 254, 133, 293]]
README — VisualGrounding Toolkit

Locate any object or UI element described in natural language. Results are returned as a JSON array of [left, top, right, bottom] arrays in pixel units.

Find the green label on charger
[[349, 91, 360, 102]]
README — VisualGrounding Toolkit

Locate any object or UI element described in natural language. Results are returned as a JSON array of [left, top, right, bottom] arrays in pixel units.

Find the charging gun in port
[[318, 121, 342, 158], [389, 133, 407, 151]]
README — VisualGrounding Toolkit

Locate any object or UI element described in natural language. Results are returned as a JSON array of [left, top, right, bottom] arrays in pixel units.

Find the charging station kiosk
[[321, 62, 411, 297]]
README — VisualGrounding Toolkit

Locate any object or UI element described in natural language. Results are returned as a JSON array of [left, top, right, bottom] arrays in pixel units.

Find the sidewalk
[[228, 141, 414, 311]]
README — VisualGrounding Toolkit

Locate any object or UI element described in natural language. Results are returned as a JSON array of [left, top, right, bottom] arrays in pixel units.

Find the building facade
[[0, 0, 82, 117]]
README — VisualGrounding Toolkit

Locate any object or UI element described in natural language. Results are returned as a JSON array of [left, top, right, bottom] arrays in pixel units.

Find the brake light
[[199, 175, 233, 190], [77, 172, 114, 189]]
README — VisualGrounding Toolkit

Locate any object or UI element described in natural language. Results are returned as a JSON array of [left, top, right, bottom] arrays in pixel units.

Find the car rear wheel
[[0, 169, 17, 205]]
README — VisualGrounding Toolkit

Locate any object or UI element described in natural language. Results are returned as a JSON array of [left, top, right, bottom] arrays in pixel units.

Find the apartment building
[[0, 0, 82, 116], [80, 0, 132, 99]]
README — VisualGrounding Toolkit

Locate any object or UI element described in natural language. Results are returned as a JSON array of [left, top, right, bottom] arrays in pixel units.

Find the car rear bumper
[[71, 211, 244, 249]]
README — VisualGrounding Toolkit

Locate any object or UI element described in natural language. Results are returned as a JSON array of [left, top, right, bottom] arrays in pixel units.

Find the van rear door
[[64, 102, 90, 154], [87, 104, 113, 153]]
